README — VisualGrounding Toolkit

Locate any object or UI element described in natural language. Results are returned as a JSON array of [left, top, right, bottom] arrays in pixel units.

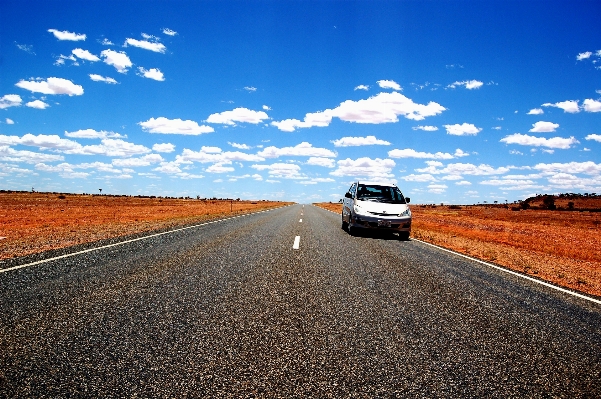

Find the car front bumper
[[350, 214, 411, 233]]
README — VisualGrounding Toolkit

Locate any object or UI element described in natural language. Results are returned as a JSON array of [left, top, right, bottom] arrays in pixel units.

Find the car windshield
[[356, 184, 406, 204]]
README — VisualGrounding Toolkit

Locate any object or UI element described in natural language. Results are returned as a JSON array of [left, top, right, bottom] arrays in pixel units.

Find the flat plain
[[314, 201, 601, 298], [0, 192, 291, 261]]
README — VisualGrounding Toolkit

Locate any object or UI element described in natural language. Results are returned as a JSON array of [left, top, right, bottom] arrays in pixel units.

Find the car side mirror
[[345, 192, 352, 198], [405, 197, 410, 203]]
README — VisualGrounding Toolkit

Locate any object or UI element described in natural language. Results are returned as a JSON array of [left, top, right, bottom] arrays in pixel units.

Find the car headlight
[[398, 208, 411, 217]]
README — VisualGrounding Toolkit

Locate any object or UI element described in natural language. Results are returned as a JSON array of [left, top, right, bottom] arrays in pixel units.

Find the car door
[[343, 182, 356, 222]]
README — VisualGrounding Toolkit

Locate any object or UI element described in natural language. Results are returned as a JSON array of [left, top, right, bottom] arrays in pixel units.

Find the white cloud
[[583, 99, 601, 112], [72, 48, 100, 62], [401, 173, 437, 182], [455, 181, 472, 186], [65, 129, 124, 139], [229, 142, 251, 150], [252, 163, 304, 179], [258, 142, 336, 158], [152, 143, 175, 153], [0, 146, 64, 164], [542, 100, 580, 113], [0, 94, 22, 109], [100, 38, 114, 46], [75, 139, 151, 157], [15, 43, 35, 55], [545, 173, 601, 190], [243, 86, 257, 92], [139, 117, 214, 135], [412, 125, 438, 131], [354, 85, 369, 91], [48, 29, 86, 41], [577, 51, 593, 61], [534, 161, 601, 175], [6, 118, 14, 124], [178, 148, 264, 164], [206, 107, 269, 125], [25, 100, 50, 109], [444, 123, 482, 136], [388, 148, 455, 160], [428, 184, 448, 194], [124, 38, 166, 53], [527, 108, 544, 115], [15, 77, 83, 96], [54, 54, 77, 66], [500, 133, 578, 149], [585, 134, 601, 142], [330, 157, 396, 180], [377, 80, 402, 91], [137, 67, 165, 81], [331, 135, 391, 147], [262, 105, 271, 111], [529, 121, 559, 133], [447, 80, 483, 89], [416, 161, 510, 176], [101, 49, 133, 73], [163, 28, 178, 36], [272, 92, 445, 131], [89, 74, 118, 84], [112, 154, 164, 167], [206, 162, 235, 173], [306, 157, 335, 168]]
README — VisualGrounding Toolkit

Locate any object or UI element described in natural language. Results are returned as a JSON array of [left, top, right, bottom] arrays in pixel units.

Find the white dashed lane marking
[[293, 236, 301, 250]]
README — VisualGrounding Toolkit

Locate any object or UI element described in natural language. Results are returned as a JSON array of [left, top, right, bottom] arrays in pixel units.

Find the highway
[[1, 204, 600, 397]]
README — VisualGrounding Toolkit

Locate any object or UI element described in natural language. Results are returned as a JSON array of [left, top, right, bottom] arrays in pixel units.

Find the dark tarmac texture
[[1, 204, 600, 397]]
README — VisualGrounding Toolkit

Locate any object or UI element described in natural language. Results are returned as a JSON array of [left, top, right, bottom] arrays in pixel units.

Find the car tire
[[341, 213, 348, 230], [398, 232, 410, 241]]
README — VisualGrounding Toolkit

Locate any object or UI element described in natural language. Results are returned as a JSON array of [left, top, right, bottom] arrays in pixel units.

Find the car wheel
[[341, 213, 348, 230], [398, 232, 410, 241]]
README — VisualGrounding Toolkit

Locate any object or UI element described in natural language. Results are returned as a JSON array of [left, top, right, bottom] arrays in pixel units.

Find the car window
[[348, 183, 357, 197], [357, 184, 406, 204]]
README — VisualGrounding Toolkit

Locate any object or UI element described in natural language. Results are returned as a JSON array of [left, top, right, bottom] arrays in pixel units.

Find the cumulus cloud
[[112, 154, 164, 167], [527, 108, 544, 115], [388, 148, 468, 160], [206, 107, 269, 125], [6, 118, 15, 124], [583, 99, 601, 112], [542, 100, 580, 113], [576, 51, 593, 61], [139, 117, 214, 135], [401, 173, 437, 182], [152, 143, 176, 153], [89, 74, 118, 84], [258, 142, 336, 158], [243, 86, 257, 92], [72, 48, 100, 62], [354, 85, 369, 91], [229, 142, 251, 150], [137, 67, 165, 81], [585, 134, 601, 142], [124, 38, 166, 53], [529, 121, 559, 133], [500, 133, 578, 149], [48, 29, 86, 41], [251, 163, 304, 179], [0, 146, 64, 164], [444, 123, 482, 136], [101, 49, 132, 73], [331, 135, 391, 147], [0, 94, 22, 109], [178, 148, 264, 164], [15, 77, 83, 96], [428, 184, 448, 194], [534, 161, 601, 175], [447, 80, 483, 89], [65, 129, 124, 139], [416, 161, 510, 176], [206, 162, 235, 173], [163, 28, 178, 36], [271, 92, 445, 132], [25, 100, 50, 109], [330, 157, 396, 180], [412, 125, 438, 131], [306, 157, 335, 168], [377, 80, 402, 91]]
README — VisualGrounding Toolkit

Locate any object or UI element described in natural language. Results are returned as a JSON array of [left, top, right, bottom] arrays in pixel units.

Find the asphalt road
[[1, 204, 600, 398]]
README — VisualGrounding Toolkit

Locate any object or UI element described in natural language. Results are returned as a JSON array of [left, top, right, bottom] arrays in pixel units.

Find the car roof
[[357, 181, 397, 187]]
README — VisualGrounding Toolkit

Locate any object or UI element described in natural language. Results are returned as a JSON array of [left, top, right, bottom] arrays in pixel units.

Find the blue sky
[[1, 1, 600, 203]]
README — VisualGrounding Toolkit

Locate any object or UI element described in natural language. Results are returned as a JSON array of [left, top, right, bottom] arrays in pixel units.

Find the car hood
[[355, 199, 410, 215]]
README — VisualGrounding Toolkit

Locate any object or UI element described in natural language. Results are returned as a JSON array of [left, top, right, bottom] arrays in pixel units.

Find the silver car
[[342, 181, 411, 240]]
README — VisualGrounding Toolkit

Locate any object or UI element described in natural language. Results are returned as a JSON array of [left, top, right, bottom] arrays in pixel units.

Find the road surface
[[1, 204, 600, 397]]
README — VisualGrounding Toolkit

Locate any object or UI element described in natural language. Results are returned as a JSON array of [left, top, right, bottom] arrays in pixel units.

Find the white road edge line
[[313, 205, 601, 306], [293, 236, 301, 250], [0, 205, 292, 274], [299, 219, 302, 223]]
